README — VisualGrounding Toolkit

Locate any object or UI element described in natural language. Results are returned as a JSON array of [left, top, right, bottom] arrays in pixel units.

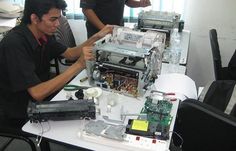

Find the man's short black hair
[[22, 0, 67, 24]]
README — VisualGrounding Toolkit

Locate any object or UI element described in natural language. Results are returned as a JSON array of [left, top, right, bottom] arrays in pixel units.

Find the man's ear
[[30, 14, 40, 24]]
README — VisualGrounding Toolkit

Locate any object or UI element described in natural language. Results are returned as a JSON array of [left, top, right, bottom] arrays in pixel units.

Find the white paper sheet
[[153, 73, 197, 100]]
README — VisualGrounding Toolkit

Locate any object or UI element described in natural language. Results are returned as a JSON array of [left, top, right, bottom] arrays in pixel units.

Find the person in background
[[80, 0, 151, 38], [0, 0, 113, 130]]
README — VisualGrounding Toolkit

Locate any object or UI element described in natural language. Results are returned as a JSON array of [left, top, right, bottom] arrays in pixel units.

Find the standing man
[[0, 0, 113, 130], [80, 0, 151, 38]]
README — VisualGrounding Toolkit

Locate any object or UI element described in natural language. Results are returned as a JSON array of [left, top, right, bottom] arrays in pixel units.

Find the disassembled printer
[[86, 26, 166, 97], [138, 10, 181, 30], [27, 99, 96, 123], [137, 10, 181, 46]]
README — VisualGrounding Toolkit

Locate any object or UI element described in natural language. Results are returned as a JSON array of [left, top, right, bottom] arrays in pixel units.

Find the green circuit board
[[138, 97, 173, 139], [141, 97, 173, 125]]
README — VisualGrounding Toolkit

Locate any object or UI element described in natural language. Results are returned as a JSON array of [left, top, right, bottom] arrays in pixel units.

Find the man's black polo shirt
[[80, 0, 127, 37], [0, 24, 67, 120]]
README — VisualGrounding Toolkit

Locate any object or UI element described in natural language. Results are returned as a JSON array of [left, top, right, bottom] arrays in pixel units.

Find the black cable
[[169, 131, 183, 149]]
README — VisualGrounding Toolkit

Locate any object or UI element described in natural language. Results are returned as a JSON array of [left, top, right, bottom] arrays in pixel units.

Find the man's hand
[[139, 0, 151, 7], [76, 46, 94, 68], [83, 46, 94, 61], [77, 25, 113, 67], [93, 25, 114, 39]]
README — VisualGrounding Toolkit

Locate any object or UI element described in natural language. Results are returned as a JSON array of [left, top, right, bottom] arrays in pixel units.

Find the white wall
[[184, 0, 236, 87], [68, 19, 87, 45]]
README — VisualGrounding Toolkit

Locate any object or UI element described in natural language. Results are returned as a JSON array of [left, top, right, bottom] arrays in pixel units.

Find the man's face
[[36, 8, 61, 36]]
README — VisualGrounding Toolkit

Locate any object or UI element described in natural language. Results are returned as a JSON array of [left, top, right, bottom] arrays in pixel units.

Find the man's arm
[[28, 46, 93, 101], [62, 25, 113, 60], [28, 61, 83, 101], [82, 8, 105, 30], [126, 0, 151, 8]]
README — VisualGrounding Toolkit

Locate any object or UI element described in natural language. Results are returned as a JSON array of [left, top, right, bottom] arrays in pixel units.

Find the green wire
[[63, 84, 79, 91]]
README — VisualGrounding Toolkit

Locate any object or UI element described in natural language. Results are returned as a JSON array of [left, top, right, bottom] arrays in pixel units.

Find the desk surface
[[22, 70, 180, 151], [161, 63, 186, 74]]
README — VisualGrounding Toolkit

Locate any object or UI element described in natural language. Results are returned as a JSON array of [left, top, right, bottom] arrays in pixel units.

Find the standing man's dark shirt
[[80, 0, 127, 38], [0, 24, 67, 127]]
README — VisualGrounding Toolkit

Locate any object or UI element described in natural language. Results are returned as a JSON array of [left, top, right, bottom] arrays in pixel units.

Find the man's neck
[[27, 24, 47, 45], [27, 24, 45, 40]]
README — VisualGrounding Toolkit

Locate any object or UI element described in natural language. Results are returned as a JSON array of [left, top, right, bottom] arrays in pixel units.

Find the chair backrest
[[173, 99, 236, 151], [199, 80, 236, 114], [54, 15, 76, 47], [53, 16, 76, 68], [209, 29, 223, 80], [0, 132, 36, 151]]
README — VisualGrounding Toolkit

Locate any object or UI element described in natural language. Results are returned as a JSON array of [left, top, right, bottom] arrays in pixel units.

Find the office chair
[[173, 99, 236, 151], [200, 80, 236, 112], [51, 16, 76, 75], [54, 16, 76, 47], [209, 29, 230, 80], [50, 15, 77, 75], [54, 16, 77, 64], [0, 125, 51, 151], [228, 49, 236, 80], [0, 128, 36, 151]]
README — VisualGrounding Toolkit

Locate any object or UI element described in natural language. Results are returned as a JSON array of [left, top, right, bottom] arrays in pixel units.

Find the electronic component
[[82, 128, 167, 151], [27, 99, 96, 123], [142, 97, 173, 140], [125, 97, 173, 140], [80, 77, 88, 82], [138, 10, 180, 30], [125, 119, 157, 137], [86, 26, 165, 97], [123, 134, 167, 151], [83, 120, 125, 141], [137, 10, 181, 46], [75, 89, 84, 99]]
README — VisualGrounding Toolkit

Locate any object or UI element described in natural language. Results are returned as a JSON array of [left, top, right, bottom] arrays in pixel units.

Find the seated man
[[0, 0, 113, 130]]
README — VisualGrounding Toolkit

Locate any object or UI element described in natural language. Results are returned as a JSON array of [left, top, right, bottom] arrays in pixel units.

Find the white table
[[22, 70, 180, 151], [161, 63, 186, 74]]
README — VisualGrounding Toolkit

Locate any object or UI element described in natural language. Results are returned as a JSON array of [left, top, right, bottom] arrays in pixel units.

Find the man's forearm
[[63, 25, 113, 60], [126, 0, 151, 8], [28, 62, 84, 101], [62, 35, 99, 59]]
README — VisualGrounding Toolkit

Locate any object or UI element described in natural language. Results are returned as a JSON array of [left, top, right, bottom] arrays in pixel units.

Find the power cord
[[169, 131, 183, 151], [78, 117, 91, 138], [35, 121, 51, 147]]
